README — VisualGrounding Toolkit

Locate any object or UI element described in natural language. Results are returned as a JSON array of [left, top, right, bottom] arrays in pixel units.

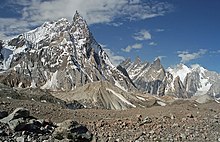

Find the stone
[[16, 136, 25, 142], [53, 120, 92, 141], [170, 114, 175, 120], [0, 107, 30, 123], [0, 111, 8, 119], [186, 113, 194, 118], [139, 116, 152, 126], [180, 133, 186, 140], [8, 118, 26, 131]]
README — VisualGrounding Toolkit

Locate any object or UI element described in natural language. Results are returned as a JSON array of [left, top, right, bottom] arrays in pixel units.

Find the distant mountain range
[[120, 58, 220, 99], [0, 12, 219, 109]]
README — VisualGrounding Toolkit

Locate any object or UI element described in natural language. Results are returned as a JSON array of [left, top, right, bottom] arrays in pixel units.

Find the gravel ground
[[0, 98, 220, 141]]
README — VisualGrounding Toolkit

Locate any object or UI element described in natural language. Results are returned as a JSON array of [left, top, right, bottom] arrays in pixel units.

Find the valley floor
[[0, 98, 220, 141]]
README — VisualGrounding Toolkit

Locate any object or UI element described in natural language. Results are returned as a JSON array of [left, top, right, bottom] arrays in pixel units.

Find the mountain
[[168, 64, 220, 99], [120, 57, 166, 95], [51, 81, 161, 110], [120, 58, 220, 99], [0, 12, 135, 92]]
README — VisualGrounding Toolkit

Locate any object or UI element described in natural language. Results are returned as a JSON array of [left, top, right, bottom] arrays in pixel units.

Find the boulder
[[53, 120, 92, 141], [0, 111, 8, 119], [0, 107, 30, 123]]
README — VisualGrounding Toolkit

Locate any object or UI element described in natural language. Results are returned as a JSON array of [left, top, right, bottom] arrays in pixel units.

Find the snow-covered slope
[[167, 64, 220, 98], [0, 12, 135, 91], [167, 64, 191, 83]]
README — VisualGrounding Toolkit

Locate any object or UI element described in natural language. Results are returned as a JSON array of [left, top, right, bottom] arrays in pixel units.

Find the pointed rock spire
[[134, 56, 141, 65], [73, 10, 83, 23], [153, 57, 161, 65]]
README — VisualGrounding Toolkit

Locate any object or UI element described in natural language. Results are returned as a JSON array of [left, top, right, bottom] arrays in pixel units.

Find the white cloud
[[133, 29, 151, 41], [210, 50, 220, 54], [156, 28, 165, 32], [0, 0, 173, 39], [108, 22, 123, 27], [0, 18, 31, 40], [157, 56, 166, 60], [103, 48, 125, 66], [99, 43, 107, 48], [177, 49, 207, 63], [149, 42, 157, 46], [122, 43, 143, 52]]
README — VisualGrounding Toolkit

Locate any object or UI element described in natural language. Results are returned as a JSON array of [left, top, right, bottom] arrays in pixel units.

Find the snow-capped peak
[[0, 11, 135, 92], [167, 63, 191, 83], [191, 64, 207, 74]]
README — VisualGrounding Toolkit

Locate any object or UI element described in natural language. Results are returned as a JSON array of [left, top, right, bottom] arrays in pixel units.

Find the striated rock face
[[0, 12, 135, 91], [119, 57, 166, 96], [173, 76, 188, 98], [121, 58, 220, 98], [51, 81, 160, 110]]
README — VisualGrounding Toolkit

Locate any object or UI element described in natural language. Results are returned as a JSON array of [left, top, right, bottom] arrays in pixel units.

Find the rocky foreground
[[0, 107, 92, 142], [0, 97, 220, 142]]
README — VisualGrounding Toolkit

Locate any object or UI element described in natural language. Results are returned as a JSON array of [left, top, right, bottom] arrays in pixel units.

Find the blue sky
[[0, 0, 220, 72]]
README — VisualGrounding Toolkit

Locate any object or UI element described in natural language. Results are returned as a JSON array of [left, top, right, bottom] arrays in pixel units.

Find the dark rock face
[[0, 108, 92, 142], [184, 72, 200, 97], [173, 76, 188, 98], [0, 111, 8, 119], [0, 12, 135, 92]]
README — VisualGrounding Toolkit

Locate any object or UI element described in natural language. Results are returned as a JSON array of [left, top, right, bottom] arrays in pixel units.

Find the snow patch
[[157, 101, 166, 106], [136, 96, 146, 101], [41, 71, 59, 90], [30, 80, 37, 88], [106, 88, 136, 108], [195, 76, 212, 96], [114, 79, 127, 92], [167, 64, 191, 83]]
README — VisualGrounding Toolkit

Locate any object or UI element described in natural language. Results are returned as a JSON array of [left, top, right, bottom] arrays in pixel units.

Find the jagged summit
[[120, 57, 220, 98], [0, 12, 135, 91]]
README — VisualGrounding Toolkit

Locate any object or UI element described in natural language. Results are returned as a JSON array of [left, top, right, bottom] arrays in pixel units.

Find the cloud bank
[[177, 49, 207, 63], [0, 0, 173, 39]]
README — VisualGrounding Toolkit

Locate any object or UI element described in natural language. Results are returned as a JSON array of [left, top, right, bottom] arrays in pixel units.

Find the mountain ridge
[[120, 58, 220, 99], [0, 12, 136, 92], [0, 12, 219, 107]]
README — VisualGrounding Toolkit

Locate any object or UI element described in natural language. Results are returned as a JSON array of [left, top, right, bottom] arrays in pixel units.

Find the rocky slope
[[0, 95, 219, 142], [0, 12, 135, 92], [51, 81, 166, 110]]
